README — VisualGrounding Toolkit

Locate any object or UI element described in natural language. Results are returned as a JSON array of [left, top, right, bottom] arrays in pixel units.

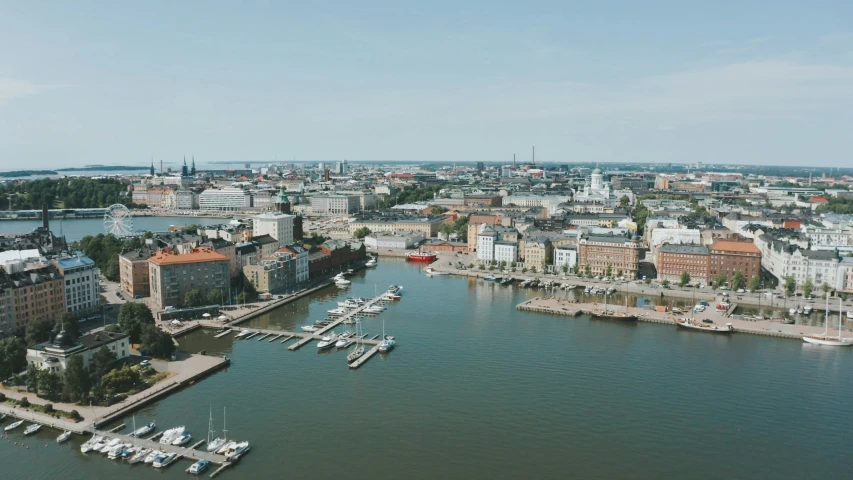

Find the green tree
[[39, 370, 61, 400], [0, 337, 27, 380], [26, 363, 40, 392], [584, 264, 592, 278], [605, 264, 613, 278], [616, 269, 623, 278], [54, 312, 81, 339], [207, 289, 224, 306], [105, 255, 120, 282], [661, 279, 670, 288], [572, 264, 580, 275], [748, 275, 761, 293], [714, 273, 728, 289], [731, 271, 746, 291], [431, 205, 448, 214], [530, 266, 537, 273], [644, 277, 652, 285], [820, 282, 831, 297], [140, 324, 176, 359], [561, 264, 569, 274], [62, 355, 91, 402], [522, 267, 528, 274], [802, 278, 814, 298], [118, 302, 155, 343], [236, 292, 249, 304], [784, 276, 796, 297], [26, 317, 54, 346], [439, 223, 454, 239], [353, 227, 372, 239], [184, 289, 203, 307], [679, 271, 691, 288], [499, 260, 507, 270], [90, 346, 118, 382], [101, 365, 141, 395], [619, 195, 630, 207]]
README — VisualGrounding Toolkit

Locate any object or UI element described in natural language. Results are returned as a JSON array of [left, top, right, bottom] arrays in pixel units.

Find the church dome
[[53, 330, 75, 348], [592, 168, 602, 175]]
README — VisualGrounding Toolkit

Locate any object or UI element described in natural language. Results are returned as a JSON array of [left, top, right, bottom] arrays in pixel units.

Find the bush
[[0, 392, 5, 402], [19, 397, 29, 407], [70, 410, 81, 420], [44, 403, 54, 413]]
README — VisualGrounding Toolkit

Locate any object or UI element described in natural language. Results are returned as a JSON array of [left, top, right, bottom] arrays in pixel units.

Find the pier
[[288, 291, 391, 351]]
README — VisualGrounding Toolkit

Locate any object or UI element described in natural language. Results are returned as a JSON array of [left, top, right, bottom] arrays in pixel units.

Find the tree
[[820, 282, 831, 297], [561, 264, 569, 274], [91, 346, 118, 382], [522, 267, 528, 274], [207, 289, 224, 306], [605, 264, 613, 278], [530, 266, 537, 273], [0, 337, 27, 380], [353, 227, 372, 239], [661, 279, 670, 288], [105, 255, 120, 282], [140, 324, 176, 359], [679, 271, 691, 288], [617, 269, 624, 278], [431, 205, 448, 214], [184, 289, 203, 308], [26, 363, 40, 392], [101, 365, 141, 395], [714, 273, 728, 289], [619, 195, 630, 207], [62, 355, 91, 402], [731, 271, 746, 291], [54, 312, 81, 339], [118, 302, 155, 343], [584, 264, 592, 278], [644, 277, 652, 285], [439, 223, 454, 239], [748, 275, 761, 293], [26, 317, 54, 346], [499, 260, 507, 270], [784, 276, 796, 298], [802, 278, 814, 298], [236, 292, 249, 305], [39, 370, 61, 400], [572, 264, 580, 275]]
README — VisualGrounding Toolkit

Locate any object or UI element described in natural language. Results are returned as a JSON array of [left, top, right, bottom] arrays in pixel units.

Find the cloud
[[0, 78, 64, 105]]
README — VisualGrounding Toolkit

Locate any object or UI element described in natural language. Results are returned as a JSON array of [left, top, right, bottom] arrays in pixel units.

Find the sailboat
[[590, 289, 636, 321], [129, 415, 155, 437], [347, 319, 365, 363], [378, 317, 396, 352], [803, 297, 853, 346], [206, 406, 227, 453]]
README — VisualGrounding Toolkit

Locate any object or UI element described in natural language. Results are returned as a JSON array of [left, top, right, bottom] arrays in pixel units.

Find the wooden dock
[[348, 344, 382, 369], [91, 427, 233, 471], [288, 292, 390, 351]]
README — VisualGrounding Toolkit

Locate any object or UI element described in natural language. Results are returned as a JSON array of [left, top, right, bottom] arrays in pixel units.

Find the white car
[[736, 289, 745, 293]]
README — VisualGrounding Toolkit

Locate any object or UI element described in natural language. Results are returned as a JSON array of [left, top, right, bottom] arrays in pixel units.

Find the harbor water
[[2, 258, 852, 479], [0, 217, 227, 243]]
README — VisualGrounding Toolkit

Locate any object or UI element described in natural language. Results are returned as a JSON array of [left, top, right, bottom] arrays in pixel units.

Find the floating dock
[[213, 329, 232, 338]]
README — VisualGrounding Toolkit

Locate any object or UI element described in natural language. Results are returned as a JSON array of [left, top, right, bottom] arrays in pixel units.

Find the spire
[[191, 155, 196, 175], [183, 155, 187, 166]]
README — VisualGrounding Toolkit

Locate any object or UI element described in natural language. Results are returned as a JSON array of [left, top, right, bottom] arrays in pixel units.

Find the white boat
[[121, 445, 137, 459], [365, 259, 377, 267], [317, 335, 337, 350], [144, 449, 162, 464], [424, 267, 448, 275], [796, 306, 804, 314], [80, 435, 103, 453], [216, 441, 237, 455], [4, 420, 24, 432], [23, 423, 41, 435], [101, 437, 120, 453], [675, 318, 734, 334], [803, 305, 813, 315], [223, 441, 250, 460], [189, 459, 211, 474], [301, 325, 319, 333], [364, 306, 385, 314], [234, 329, 251, 338], [172, 432, 192, 446], [378, 318, 396, 352], [153, 451, 178, 468], [335, 278, 352, 286], [107, 443, 128, 459], [129, 420, 155, 437], [129, 448, 151, 464], [789, 308, 796, 315], [57, 431, 72, 443], [347, 320, 365, 363], [328, 307, 348, 316], [206, 406, 228, 453], [803, 297, 853, 346], [159, 426, 185, 444], [335, 336, 350, 348]]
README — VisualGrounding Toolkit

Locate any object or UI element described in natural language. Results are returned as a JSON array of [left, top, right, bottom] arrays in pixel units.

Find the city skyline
[[2, 1, 853, 168]]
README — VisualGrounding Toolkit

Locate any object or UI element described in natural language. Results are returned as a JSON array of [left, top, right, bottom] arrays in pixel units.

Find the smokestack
[[532, 146, 535, 165], [42, 203, 49, 230], [324, 168, 330, 182]]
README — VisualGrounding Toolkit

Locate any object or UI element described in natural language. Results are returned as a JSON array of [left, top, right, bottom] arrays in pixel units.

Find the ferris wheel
[[104, 204, 134, 236]]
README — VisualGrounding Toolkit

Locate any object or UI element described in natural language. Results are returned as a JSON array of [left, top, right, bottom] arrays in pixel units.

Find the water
[[0, 217, 227, 243], [2, 259, 852, 479]]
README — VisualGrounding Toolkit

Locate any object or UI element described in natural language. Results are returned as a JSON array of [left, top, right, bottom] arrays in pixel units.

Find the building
[[521, 236, 552, 268], [578, 234, 643, 278], [5, 265, 65, 333], [709, 240, 762, 284], [175, 190, 199, 210], [467, 214, 503, 252], [253, 234, 280, 258], [148, 247, 231, 310], [348, 215, 449, 238], [364, 232, 425, 250], [494, 241, 519, 264], [275, 244, 310, 283], [463, 195, 501, 207], [243, 255, 296, 294], [421, 241, 467, 253], [202, 238, 239, 279], [119, 248, 154, 298], [553, 246, 578, 270], [656, 244, 710, 284], [649, 228, 701, 262], [310, 194, 361, 216], [252, 212, 295, 247], [199, 187, 251, 211], [477, 226, 498, 262], [574, 168, 612, 204], [802, 226, 851, 250], [53, 255, 101, 316], [26, 329, 129, 374]]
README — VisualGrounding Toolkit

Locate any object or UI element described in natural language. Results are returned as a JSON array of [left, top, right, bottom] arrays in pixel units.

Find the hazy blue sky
[[1, 1, 852, 168]]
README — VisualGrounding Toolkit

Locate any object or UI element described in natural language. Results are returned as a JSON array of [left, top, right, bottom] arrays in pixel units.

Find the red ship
[[405, 249, 437, 262]]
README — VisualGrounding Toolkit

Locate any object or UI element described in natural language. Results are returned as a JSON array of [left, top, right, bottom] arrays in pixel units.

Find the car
[[736, 289, 745, 293], [165, 306, 177, 311], [134, 294, 143, 299], [140, 360, 151, 367]]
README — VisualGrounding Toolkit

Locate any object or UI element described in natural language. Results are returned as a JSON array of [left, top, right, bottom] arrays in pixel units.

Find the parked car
[[736, 289, 745, 293]]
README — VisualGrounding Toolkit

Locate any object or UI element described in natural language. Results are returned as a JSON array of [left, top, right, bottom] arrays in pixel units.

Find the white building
[[279, 244, 309, 284], [494, 241, 519, 264], [53, 255, 100, 316], [26, 329, 130, 374], [176, 190, 199, 210], [310, 194, 361, 216], [802, 226, 851, 250], [477, 226, 497, 262], [364, 232, 425, 250], [574, 168, 611, 204], [553, 246, 578, 270], [200, 188, 251, 211], [502, 195, 571, 214], [253, 212, 295, 248], [756, 233, 840, 289], [649, 228, 701, 261]]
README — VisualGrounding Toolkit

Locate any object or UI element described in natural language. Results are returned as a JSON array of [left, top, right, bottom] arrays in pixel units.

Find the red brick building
[[422, 241, 467, 253], [709, 240, 761, 283], [656, 244, 710, 284]]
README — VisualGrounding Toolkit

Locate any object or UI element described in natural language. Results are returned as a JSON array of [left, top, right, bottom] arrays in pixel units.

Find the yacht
[[129, 448, 151, 464], [90, 438, 108, 453], [364, 305, 385, 314], [328, 307, 348, 316], [803, 305, 813, 315], [4, 420, 24, 432], [223, 441, 250, 460], [803, 297, 853, 346], [121, 445, 138, 459], [378, 318, 395, 352], [234, 329, 251, 339], [23, 423, 41, 435], [129, 421, 155, 438], [144, 449, 163, 464], [789, 307, 797, 315], [348, 321, 365, 363], [56, 431, 72, 443], [101, 438, 120, 453], [483, 275, 499, 281], [159, 426, 185, 445], [317, 335, 338, 350], [189, 459, 211, 474], [153, 451, 178, 468], [80, 435, 103, 453], [335, 277, 352, 286], [335, 336, 351, 348], [675, 318, 734, 334], [365, 258, 377, 267], [207, 406, 228, 453], [171, 432, 192, 446], [796, 305, 804, 315], [107, 443, 129, 459], [301, 325, 319, 333]]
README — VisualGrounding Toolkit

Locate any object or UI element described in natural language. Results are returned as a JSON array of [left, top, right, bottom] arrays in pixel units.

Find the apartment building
[[199, 187, 251, 211], [275, 244, 310, 284], [119, 248, 154, 298], [578, 234, 643, 278], [553, 246, 578, 270], [243, 255, 296, 294], [709, 240, 762, 284], [6, 265, 66, 333], [53, 255, 101, 315], [467, 214, 504, 252], [148, 247, 231, 310], [656, 244, 710, 284], [310, 194, 361, 216], [252, 212, 295, 247]]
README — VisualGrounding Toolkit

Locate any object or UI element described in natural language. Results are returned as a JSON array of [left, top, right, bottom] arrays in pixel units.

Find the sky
[[1, 1, 852, 169]]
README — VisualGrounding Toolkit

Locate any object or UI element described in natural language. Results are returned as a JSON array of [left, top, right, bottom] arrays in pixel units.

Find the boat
[[378, 318, 396, 352], [317, 335, 338, 350], [144, 449, 162, 464], [189, 459, 211, 474], [675, 317, 734, 333], [387, 285, 403, 294], [848, 311, 853, 320], [216, 441, 237, 455], [101, 438, 120, 453], [121, 445, 137, 459], [796, 305, 804, 315], [129, 448, 151, 464], [335, 336, 350, 348], [301, 325, 319, 333], [80, 435, 103, 453], [348, 320, 365, 363], [0, 413, 6, 422], [424, 267, 448, 275], [159, 426, 185, 445], [107, 443, 129, 459], [223, 441, 250, 460], [171, 432, 192, 446], [335, 277, 351, 286], [328, 307, 348, 316], [803, 297, 852, 346], [4, 420, 24, 432], [23, 423, 41, 435], [207, 406, 228, 453], [591, 292, 637, 321], [129, 420, 155, 438], [365, 258, 377, 267], [405, 249, 437, 262], [234, 329, 251, 339], [56, 431, 72, 443], [483, 275, 499, 281], [803, 305, 813, 315], [789, 308, 797, 315], [153, 451, 178, 468]]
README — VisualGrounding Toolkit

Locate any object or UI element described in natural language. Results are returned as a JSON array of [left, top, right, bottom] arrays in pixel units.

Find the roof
[[148, 247, 229, 266], [203, 238, 235, 249], [659, 244, 709, 255], [76, 330, 128, 350], [253, 211, 294, 220], [55, 255, 96, 270], [253, 234, 278, 246], [0, 249, 41, 264], [808, 196, 829, 203], [710, 240, 761, 254]]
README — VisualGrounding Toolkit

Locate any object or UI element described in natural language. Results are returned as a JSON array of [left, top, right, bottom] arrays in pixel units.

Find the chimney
[[42, 203, 49, 230]]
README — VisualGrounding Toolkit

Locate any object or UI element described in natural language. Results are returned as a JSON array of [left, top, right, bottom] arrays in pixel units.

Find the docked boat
[[223, 441, 250, 460], [234, 329, 251, 339], [121, 445, 137, 459], [424, 267, 448, 275], [56, 431, 72, 443], [101, 438, 120, 453], [789, 308, 797, 315], [301, 325, 319, 333], [335, 277, 351, 286], [171, 432, 192, 446], [159, 426, 185, 445], [483, 275, 499, 281], [153, 452, 178, 468], [348, 321, 365, 363], [803, 305, 813, 315], [129, 448, 151, 464], [365, 258, 377, 267], [335, 336, 350, 348], [107, 443, 129, 459], [328, 307, 348, 316], [803, 297, 852, 346], [207, 406, 228, 453], [363, 305, 385, 313], [317, 335, 338, 350], [675, 317, 734, 333], [23, 423, 41, 435], [378, 318, 396, 352], [189, 459, 211, 474], [405, 249, 437, 262], [129, 421, 155, 438], [387, 285, 403, 295], [216, 441, 237, 455], [796, 306, 804, 315], [144, 449, 163, 464], [80, 435, 103, 453], [4, 420, 24, 432], [590, 293, 637, 321]]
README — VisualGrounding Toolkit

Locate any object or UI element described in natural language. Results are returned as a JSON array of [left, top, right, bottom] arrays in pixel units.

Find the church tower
[[150, 160, 155, 176], [181, 155, 189, 177], [191, 155, 196, 176]]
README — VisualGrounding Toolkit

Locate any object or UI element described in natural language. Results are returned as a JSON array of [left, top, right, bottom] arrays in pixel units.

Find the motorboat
[[789, 308, 797, 315], [216, 441, 237, 455], [80, 435, 103, 453], [335, 277, 351, 286], [90, 438, 108, 453], [301, 325, 319, 332], [365, 258, 377, 267], [796, 306, 804, 315], [803, 297, 852, 346], [107, 443, 129, 459], [23, 423, 41, 435], [328, 307, 348, 316], [129, 448, 151, 464], [387, 285, 403, 294], [101, 438, 120, 453], [382, 292, 401, 300], [4, 420, 24, 432], [56, 431, 72, 443], [129, 421, 155, 437], [363, 306, 385, 314], [144, 449, 163, 464], [234, 329, 251, 339], [675, 318, 734, 333], [121, 445, 137, 459], [153, 451, 178, 468], [171, 432, 192, 446], [483, 275, 499, 281], [159, 426, 185, 445], [189, 459, 211, 474], [317, 335, 338, 350], [223, 441, 250, 460], [803, 305, 813, 315]]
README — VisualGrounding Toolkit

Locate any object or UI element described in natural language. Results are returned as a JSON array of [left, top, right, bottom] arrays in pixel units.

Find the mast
[[824, 294, 830, 338], [222, 407, 227, 441], [207, 405, 212, 444], [839, 298, 844, 340]]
